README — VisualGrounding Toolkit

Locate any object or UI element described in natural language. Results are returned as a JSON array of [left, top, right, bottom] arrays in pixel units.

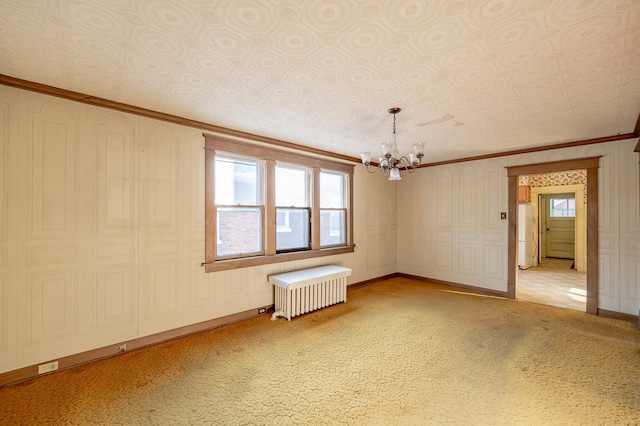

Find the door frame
[[506, 157, 600, 314]]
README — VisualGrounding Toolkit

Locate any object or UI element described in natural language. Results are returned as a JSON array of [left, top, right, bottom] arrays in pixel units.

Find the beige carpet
[[1, 277, 639, 425]]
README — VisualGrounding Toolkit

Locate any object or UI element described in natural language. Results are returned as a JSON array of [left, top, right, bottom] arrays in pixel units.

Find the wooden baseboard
[[397, 273, 510, 298], [0, 305, 274, 388], [402, 274, 639, 323], [597, 309, 639, 324], [403, 274, 639, 323], [348, 273, 400, 290]]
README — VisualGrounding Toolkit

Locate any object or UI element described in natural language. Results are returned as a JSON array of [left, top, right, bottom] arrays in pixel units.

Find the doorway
[[516, 185, 586, 311], [506, 157, 600, 315]]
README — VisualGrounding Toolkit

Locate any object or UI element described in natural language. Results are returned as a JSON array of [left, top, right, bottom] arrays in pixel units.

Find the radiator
[[268, 265, 352, 321]]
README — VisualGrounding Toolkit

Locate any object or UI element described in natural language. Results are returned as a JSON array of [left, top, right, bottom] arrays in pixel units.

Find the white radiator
[[268, 265, 352, 321]]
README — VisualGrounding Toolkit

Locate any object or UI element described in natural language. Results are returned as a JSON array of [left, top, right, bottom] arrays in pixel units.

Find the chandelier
[[360, 108, 424, 181]]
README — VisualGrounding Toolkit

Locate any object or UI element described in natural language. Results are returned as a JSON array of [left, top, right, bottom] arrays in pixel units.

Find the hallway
[[517, 258, 587, 311]]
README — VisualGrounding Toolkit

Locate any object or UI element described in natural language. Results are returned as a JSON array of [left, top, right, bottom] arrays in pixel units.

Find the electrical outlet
[[119, 344, 126, 353], [38, 361, 59, 374], [258, 308, 266, 314]]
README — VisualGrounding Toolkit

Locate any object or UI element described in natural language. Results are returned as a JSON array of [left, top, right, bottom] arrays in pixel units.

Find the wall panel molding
[[84, 107, 139, 351], [144, 260, 180, 316], [437, 171, 452, 228], [0, 275, 7, 350], [27, 270, 78, 342], [457, 242, 477, 276], [93, 113, 136, 237], [0, 87, 18, 373], [27, 101, 80, 240], [459, 168, 476, 229], [93, 241, 136, 261], [145, 125, 181, 235], [482, 246, 504, 281], [27, 245, 79, 266], [484, 168, 502, 228], [436, 241, 453, 274], [0, 102, 8, 243]]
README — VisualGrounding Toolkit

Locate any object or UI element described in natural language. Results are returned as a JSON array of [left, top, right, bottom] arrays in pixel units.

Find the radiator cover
[[268, 265, 352, 321]]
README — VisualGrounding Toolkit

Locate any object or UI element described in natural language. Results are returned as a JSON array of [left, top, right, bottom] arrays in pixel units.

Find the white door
[[542, 193, 576, 259]]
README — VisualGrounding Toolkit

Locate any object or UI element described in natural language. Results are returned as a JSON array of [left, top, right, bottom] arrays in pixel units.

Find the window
[[204, 135, 354, 272], [319, 171, 346, 247], [214, 156, 263, 259], [550, 198, 575, 217], [275, 165, 310, 252]]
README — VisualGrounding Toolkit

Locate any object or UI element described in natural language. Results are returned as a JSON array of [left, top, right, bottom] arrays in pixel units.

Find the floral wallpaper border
[[519, 170, 587, 202]]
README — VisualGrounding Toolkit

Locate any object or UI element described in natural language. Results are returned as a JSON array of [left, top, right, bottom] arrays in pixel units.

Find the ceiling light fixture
[[360, 108, 424, 181]]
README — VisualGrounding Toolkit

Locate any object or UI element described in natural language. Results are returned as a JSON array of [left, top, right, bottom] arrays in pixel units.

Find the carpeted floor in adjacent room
[[1, 277, 639, 425]]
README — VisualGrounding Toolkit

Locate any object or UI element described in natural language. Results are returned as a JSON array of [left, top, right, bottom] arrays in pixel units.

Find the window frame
[[204, 135, 354, 272], [274, 163, 311, 253], [319, 170, 348, 248], [213, 154, 265, 260]]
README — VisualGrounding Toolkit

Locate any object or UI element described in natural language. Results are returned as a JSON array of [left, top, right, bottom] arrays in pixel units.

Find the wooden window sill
[[203, 245, 355, 272]]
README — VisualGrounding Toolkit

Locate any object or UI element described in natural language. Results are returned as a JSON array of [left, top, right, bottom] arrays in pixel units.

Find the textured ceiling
[[1, 0, 639, 163]]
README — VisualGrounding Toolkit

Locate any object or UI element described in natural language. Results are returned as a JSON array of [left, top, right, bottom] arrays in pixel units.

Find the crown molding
[[1, 74, 637, 165]]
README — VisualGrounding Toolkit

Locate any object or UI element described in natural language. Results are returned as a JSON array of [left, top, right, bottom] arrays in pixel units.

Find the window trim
[[204, 134, 354, 272]]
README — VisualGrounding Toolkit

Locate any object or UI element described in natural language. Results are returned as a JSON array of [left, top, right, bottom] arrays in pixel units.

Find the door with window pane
[[544, 193, 576, 259]]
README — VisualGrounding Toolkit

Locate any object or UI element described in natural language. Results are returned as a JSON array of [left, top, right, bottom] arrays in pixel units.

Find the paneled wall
[[0, 86, 17, 373], [0, 85, 397, 375], [398, 140, 640, 315], [351, 167, 399, 281], [398, 158, 509, 291], [619, 143, 640, 314], [1, 83, 637, 378]]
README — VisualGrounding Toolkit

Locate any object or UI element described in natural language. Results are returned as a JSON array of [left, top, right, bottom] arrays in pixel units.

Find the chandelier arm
[[397, 156, 418, 172], [363, 163, 378, 174]]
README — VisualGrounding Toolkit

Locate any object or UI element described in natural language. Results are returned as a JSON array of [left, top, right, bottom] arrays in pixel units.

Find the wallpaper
[[520, 170, 587, 202], [519, 170, 586, 187]]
